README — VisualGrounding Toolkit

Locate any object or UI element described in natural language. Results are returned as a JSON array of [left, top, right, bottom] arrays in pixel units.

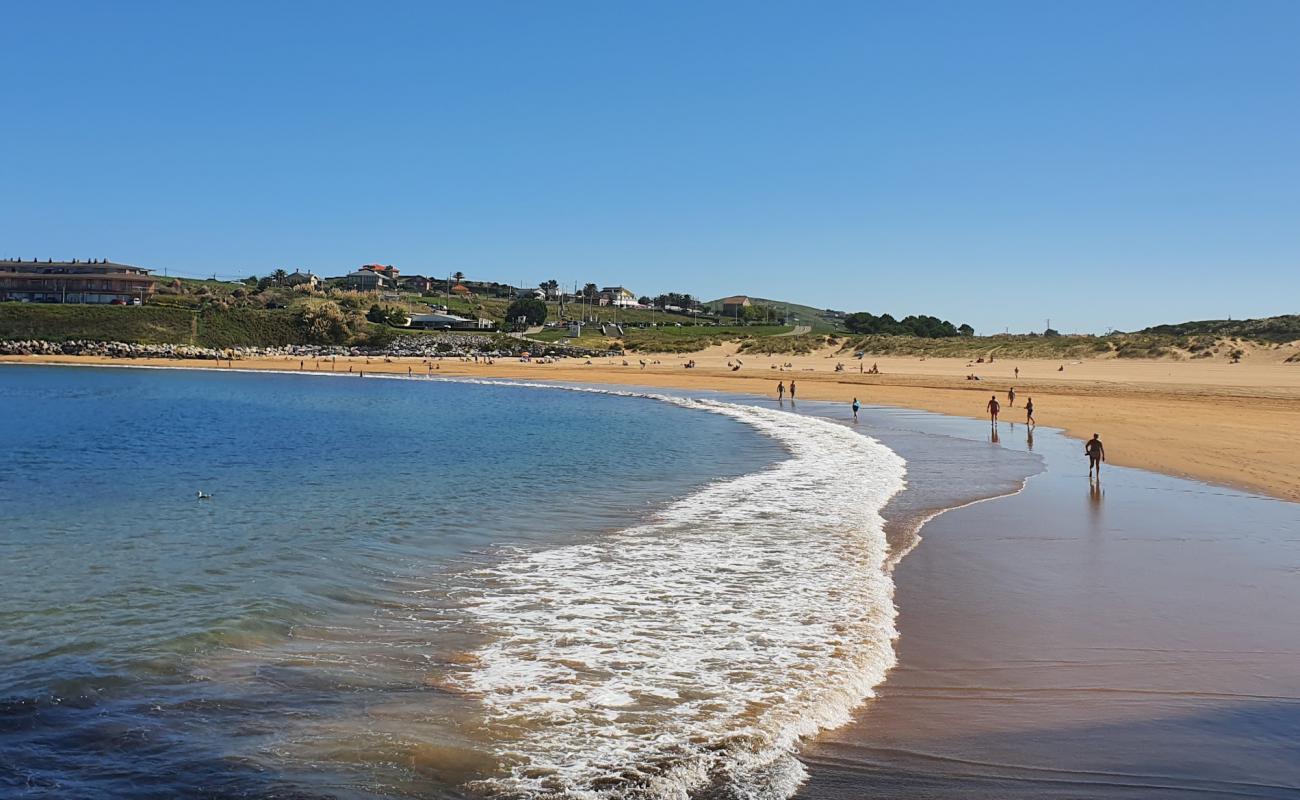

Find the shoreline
[[797, 395, 1300, 799], [4, 352, 1299, 503], [6, 354, 1298, 797]]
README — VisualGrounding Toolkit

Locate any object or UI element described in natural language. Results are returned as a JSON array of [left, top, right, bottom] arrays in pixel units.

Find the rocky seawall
[[0, 334, 612, 360]]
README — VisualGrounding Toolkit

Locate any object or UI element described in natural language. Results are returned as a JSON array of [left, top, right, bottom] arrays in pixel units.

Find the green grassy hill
[[705, 296, 847, 332], [0, 304, 390, 349]]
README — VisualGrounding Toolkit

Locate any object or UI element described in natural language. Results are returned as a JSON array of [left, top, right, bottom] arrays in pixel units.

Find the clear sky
[[3, 1, 1298, 333]]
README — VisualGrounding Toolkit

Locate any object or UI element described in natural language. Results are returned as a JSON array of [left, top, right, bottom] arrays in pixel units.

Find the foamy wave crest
[[454, 390, 906, 799]]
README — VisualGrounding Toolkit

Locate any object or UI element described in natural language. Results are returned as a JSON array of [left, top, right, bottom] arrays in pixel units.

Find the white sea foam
[[452, 388, 907, 799]]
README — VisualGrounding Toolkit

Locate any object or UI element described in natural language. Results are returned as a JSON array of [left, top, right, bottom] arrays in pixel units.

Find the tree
[[540, 279, 560, 300], [506, 297, 547, 329], [845, 310, 963, 338], [453, 271, 465, 284], [367, 303, 408, 326], [582, 283, 599, 302], [296, 301, 356, 344], [639, 295, 652, 306], [272, 268, 288, 286], [958, 323, 975, 336]]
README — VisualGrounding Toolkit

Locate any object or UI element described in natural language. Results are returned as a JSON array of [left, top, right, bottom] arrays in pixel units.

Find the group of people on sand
[[986, 386, 1105, 479], [771, 368, 1106, 483], [987, 387, 1034, 427]]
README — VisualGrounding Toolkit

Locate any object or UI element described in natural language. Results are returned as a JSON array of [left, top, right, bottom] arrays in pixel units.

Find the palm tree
[[272, 268, 288, 286]]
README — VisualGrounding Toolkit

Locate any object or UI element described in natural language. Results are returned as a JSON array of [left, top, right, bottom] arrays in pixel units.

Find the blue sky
[[3, 1, 1298, 333]]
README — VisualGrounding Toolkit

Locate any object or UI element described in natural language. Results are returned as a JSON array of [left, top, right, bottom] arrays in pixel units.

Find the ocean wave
[[452, 390, 907, 799]]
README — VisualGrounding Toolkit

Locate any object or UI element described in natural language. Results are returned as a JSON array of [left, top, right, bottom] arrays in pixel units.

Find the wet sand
[[800, 407, 1300, 798]]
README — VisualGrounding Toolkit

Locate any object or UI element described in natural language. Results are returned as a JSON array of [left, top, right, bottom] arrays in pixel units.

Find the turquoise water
[[0, 366, 786, 798]]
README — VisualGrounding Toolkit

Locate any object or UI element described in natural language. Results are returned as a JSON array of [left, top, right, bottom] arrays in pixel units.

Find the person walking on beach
[[777, 381, 785, 401], [1008, 386, 1016, 407], [1025, 396, 1035, 427], [1014, 366, 1020, 379], [1086, 433, 1106, 479], [852, 397, 860, 420], [987, 394, 1000, 423], [789, 380, 797, 401]]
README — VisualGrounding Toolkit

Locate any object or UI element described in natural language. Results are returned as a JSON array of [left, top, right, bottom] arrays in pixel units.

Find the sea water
[[0, 365, 923, 799]]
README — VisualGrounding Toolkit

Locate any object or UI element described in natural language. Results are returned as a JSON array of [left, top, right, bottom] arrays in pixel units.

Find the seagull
[[196, 491, 212, 500]]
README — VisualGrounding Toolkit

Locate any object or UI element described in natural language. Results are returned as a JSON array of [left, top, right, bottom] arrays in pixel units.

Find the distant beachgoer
[[299, 360, 304, 370], [1025, 397, 1035, 426], [1059, 364, 1065, 372], [987, 394, 1000, 422], [407, 366, 412, 376], [1014, 366, 1020, 379], [1086, 433, 1105, 478], [789, 380, 797, 400], [1008, 387, 1016, 407], [852, 397, 860, 420], [777, 381, 785, 400]]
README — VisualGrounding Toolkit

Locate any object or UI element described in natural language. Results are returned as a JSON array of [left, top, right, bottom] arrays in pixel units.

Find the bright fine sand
[[8, 344, 1300, 501]]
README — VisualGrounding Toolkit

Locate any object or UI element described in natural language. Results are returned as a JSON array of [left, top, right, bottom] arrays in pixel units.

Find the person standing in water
[[777, 381, 785, 401], [852, 397, 860, 420], [1025, 396, 1035, 426], [789, 380, 797, 400], [1086, 433, 1106, 479], [987, 394, 1001, 423]]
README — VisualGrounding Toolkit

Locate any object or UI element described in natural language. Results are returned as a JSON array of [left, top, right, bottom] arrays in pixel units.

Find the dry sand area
[[7, 339, 1300, 502]]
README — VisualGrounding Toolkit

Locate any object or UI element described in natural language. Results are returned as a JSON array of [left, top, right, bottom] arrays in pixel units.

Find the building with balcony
[[0, 259, 158, 304]]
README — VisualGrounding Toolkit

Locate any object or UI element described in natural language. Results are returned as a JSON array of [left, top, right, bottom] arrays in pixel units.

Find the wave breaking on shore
[[452, 389, 907, 799]]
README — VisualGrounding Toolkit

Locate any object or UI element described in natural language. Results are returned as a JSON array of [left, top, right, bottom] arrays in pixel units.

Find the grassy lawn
[[0, 304, 197, 344]]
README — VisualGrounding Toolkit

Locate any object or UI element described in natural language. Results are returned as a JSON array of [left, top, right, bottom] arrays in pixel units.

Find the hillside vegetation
[[1136, 315, 1300, 343], [0, 304, 393, 348], [708, 297, 846, 332]]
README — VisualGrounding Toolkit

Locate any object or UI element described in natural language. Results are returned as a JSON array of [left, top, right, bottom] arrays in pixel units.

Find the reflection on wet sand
[[800, 409, 1300, 800]]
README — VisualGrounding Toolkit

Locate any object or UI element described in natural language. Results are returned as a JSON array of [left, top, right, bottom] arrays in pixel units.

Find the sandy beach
[[797, 404, 1300, 799], [7, 344, 1300, 502], [5, 356, 1298, 798]]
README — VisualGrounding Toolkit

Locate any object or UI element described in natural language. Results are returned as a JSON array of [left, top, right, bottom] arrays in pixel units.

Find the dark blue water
[[0, 365, 782, 799]]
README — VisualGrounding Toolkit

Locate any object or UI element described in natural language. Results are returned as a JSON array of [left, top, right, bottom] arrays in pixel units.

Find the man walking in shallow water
[[1086, 433, 1106, 479], [986, 394, 1000, 424]]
